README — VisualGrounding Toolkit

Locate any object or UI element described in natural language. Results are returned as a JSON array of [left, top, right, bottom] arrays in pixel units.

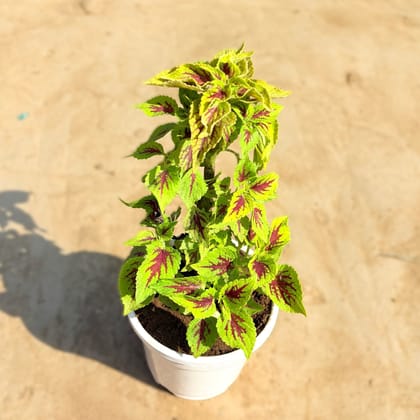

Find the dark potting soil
[[136, 292, 273, 356]]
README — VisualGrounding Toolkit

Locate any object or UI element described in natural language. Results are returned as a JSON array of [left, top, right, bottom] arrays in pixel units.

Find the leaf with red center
[[186, 207, 208, 240], [147, 63, 221, 91], [186, 63, 218, 86], [249, 173, 278, 201], [220, 278, 255, 310], [248, 255, 276, 283], [125, 230, 156, 247], [154, 276, 205, 298], [184, 289, 217, 318], [253, 119, 278, 170], [179, 142, 194, 173], [224, 190, 252, 222], [136, 244, 181, 303], [179, 168, 208, 208], [264, 265, 306, 315], [189, 100, 213, 162], [192, 247, 236, 279], [137, 95, 178, 116], [265, 216, 290, 256], [145, 165, 180, 210], [234, 158, 257, 186], [239, 125, 260, 154], [132, 142, 164, 160], [201, 100, 231, 132], [118, 256, 146, 315], [250, 204, 269, 240], [214, 192, 231, 223], [186, 317, 217, 357], [217, 306, 256, 359]]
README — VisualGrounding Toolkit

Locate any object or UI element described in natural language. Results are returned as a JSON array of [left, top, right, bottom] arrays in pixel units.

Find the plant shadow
[[0, 190, 159, 388]]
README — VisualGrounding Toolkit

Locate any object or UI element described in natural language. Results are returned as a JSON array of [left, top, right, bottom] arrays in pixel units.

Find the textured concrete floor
[[1, 1, 419, 419]]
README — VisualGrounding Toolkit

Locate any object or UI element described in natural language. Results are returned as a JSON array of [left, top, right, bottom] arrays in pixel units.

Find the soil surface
[[136, 293, 272, 356]]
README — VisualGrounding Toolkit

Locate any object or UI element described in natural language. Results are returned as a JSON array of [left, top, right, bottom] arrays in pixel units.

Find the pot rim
[[128, 303, 279, 365]]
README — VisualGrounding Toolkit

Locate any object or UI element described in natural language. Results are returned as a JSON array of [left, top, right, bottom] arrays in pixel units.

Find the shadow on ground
[[0, 190, 158, 388]]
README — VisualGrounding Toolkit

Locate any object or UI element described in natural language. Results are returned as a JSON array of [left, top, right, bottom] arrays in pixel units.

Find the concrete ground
[[1, 1, 419, 419]]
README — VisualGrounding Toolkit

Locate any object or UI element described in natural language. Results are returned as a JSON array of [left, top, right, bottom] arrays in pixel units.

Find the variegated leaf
[[234, 158, 257, 186], [182, 289, 217, 319], [179, 141, 194, 173], [216, 306, 256, 359], [239, 125, 260, 154], [248, 255, 276, 283], [250, 204, 269, 240], [135, 244, 181, 303], [220, 278, 255, 310], [118, 256, 145, 315], [147, 63, 221, 91], [137, 95, 178, 116], [255, 79, 291, 98], [192, 246, 236, 278], [264, 265, 306, 315], [249, 173, 278, 201], [179, 169, 208, 208], [265, 216, 290, 256], [186, 317, 217, 357], [224, 190, 253, 222], [125, 230, 156, 247], [186, 207, 209, 240], [153, 276, 205, 297], [145, 165, 180, 210]]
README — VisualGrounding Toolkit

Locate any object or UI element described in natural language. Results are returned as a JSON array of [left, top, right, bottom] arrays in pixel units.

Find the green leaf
[[192, 246, 237, 278], [132, 141, 164, 159], [187, 317, 218, 357], [155, 218, 177, 240], [179, 88, 200, 109], [265, 216, 290, 256], [249, 173, 278, 201], [244, 298, 264, 316], [263, 265, 306, 315], [135, 244, 181, 303], [179, 168, 208, 208], [118, 257, 145, 315], [216, 306, 256, 359], [145, 165, 180, 210], [220, 278, 255, 311], [125, 230, 156, 247], [147, 122, 177, 143], [137, 95, 178, 116], [254, 79, 291, 98]]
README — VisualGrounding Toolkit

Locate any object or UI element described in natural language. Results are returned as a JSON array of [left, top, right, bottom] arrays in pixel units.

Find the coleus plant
[[119, 46, 306, 359]]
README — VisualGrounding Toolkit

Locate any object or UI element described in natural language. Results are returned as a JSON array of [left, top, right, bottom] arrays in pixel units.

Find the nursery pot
[[128, 304, 279, 400]]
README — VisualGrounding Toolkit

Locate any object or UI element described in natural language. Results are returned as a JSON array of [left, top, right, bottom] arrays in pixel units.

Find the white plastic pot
[[128, 305, 279, 400]]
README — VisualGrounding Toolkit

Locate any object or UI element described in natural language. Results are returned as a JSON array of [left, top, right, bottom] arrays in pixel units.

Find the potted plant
[[118, 46, 306, 400]]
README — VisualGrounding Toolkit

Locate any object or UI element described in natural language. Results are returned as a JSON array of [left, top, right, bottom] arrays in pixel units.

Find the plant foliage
[[119, 46, 305, 358]]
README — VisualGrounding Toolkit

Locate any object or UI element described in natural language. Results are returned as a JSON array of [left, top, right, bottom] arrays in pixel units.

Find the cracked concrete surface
[[1, 1, 419, 419]]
